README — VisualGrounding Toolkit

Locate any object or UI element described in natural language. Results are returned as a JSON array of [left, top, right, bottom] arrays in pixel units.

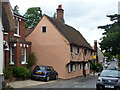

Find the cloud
[[9, 0, 120, 48]]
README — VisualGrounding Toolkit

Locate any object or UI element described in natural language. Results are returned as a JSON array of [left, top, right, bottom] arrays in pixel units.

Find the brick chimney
[[56, 5, 65, 23]]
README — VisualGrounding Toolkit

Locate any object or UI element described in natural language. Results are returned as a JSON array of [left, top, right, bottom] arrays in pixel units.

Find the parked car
[[103, 64, 108, 69], [96, 70, 120, 90], [107, 62, 110, 65], [31, 65, 58, 82], [107, 66, 117, 70]]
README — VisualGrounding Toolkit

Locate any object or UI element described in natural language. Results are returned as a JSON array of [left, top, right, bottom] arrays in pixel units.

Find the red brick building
[[2, 2, 31, 67]]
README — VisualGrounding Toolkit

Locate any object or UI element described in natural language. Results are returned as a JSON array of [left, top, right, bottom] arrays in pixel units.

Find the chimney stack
[[56, 5, 65, 23]]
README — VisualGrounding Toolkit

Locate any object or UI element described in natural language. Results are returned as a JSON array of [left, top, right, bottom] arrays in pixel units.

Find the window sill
[[21, 62, 28, 65], [14, 34, 20, 37], [9, 62, 15, 65], [4, 32, 8, 35]]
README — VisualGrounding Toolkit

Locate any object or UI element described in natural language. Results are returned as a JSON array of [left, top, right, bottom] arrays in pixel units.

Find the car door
[[49, 66, 56, 79]]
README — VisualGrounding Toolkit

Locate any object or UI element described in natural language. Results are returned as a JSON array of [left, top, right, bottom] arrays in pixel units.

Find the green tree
[[103, 52, 113, 60], [24, 7, 42, 29], [53, 12, 57, 18], [98, 14, 120, 56]]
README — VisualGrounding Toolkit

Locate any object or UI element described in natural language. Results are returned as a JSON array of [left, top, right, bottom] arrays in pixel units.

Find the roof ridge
[[45, 15, 92, 49]]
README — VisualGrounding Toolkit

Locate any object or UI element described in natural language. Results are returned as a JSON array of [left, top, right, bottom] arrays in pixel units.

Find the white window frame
[[10, 47, 15, 65], [73, 64, 76, 71], [14, 20, 20, 37], [68, 64, 71, 73], [21, 47, 27, 64]]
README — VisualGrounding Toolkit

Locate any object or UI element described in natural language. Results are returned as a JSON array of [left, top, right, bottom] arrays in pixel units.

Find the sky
[[9, 0, 120, 48]]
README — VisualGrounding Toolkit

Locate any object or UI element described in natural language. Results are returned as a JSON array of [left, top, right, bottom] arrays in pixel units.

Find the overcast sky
[[9, 0, 120, 47]]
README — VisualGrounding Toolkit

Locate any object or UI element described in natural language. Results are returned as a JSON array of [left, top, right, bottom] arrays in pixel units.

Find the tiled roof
[[25, 29, 33, 37], [2, 5, 10, 32], [26, 14, 92, 49], [45, 14, 92, 49]]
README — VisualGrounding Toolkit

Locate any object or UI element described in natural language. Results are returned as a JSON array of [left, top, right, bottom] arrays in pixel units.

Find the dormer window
[[14, 19, 19, 36]]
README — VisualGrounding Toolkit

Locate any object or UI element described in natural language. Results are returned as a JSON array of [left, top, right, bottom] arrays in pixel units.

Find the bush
[[116, 54, 120, 68], [4, 68, 13, 79], [13, 66, 30, 79], [96, 63, 102, 67], [89, 61, 97, 71], [27, 53, 36, 70]]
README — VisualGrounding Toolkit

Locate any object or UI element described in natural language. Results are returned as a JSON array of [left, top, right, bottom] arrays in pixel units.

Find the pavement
[[6, 72, 99, 88]]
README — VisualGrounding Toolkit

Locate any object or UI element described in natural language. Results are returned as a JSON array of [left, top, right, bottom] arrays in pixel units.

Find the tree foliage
[[27, 53, 36, 70], [98, 14, 120, 56], [24, 7, 42, 29]]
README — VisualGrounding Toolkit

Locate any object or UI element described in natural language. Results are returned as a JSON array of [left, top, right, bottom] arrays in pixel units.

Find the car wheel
[[55, 75, 58, 80], [46, 76, 50, 82], [117, 88, 120, 90], [96, 87, 100, 90]]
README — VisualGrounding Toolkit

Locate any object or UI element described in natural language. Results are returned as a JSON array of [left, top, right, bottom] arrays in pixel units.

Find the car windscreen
[[100, 70, 120, 78], [34, 66, 46, 71]]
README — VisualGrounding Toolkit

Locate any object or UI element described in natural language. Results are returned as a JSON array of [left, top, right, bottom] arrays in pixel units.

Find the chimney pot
[[56, 5, 65, 23], [58, 5, 62, 9]]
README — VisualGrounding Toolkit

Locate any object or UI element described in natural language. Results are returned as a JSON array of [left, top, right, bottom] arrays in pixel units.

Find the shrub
[[89, 61, 97, 71], [13, 66, 30, 79], [116, 54, 120, 68], [96, 63, 102, 67], [4, 68, 13, 79], [27, 53, 36, 70]]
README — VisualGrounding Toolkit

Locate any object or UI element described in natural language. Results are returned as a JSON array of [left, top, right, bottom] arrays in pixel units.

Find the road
[[25, 75, 98, 89], [22, 61, 118, 89]]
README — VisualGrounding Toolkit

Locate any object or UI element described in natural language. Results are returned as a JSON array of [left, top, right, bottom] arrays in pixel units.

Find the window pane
[[22, 48, 26, 62], [42, 26, 46, 33], [77, 47, 79, 53], [11, 48, 14, 63], [15, 28, 17, 34], [84, 49, 87, 56], [22, 55, 24, 61], [14, 20, 19, 35], [12, 55, 14, 62]]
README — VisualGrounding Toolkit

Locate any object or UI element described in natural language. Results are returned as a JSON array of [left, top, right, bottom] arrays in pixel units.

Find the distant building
[[93, 40, 104, 64], [118, 1, 120, 14], [26, 5, 94, 79], [98, 48, 104, 63]]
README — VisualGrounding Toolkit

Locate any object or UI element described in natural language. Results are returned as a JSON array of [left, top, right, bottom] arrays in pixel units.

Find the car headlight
[[118, 79, 120, 82], [98, 77, 102, 82]]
